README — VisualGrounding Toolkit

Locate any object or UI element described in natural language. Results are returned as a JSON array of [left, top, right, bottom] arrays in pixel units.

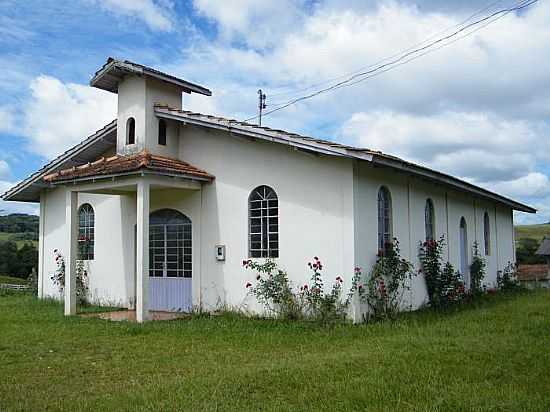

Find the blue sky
[[1, 0, 549, 223]]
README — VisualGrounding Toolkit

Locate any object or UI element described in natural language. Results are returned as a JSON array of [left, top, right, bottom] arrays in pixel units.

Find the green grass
[[1, 292, 549, 411], [515, 224, 550, 242], [0, 274, 28, 285], [0, 231, 38, 249]]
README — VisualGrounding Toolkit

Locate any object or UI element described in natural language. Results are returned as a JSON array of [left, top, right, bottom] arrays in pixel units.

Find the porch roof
[[43, 150, 214, 184]]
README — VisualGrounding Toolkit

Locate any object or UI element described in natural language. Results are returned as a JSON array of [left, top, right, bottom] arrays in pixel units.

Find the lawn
[[1, 292, 549, 411], [515, 224, 550, 242], [0, 231, 38, 249], [0, 275, 28, 285]]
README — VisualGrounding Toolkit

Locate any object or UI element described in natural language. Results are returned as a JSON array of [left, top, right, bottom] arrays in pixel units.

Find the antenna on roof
[[257, 89, 266, 126]]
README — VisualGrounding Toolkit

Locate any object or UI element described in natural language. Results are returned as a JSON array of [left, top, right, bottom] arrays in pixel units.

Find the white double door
[[148, 221, 192, 312]]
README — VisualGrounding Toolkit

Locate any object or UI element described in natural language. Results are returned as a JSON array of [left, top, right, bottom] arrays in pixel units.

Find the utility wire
[[268, 0, 508, 101], [243, 0, 537, 123]]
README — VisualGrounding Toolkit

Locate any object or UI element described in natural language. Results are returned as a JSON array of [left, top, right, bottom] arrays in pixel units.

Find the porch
[[42, 151, 214, 322]]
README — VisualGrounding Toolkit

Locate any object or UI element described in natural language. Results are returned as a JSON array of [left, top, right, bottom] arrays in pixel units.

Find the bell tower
[[90, 58, 212, 158]]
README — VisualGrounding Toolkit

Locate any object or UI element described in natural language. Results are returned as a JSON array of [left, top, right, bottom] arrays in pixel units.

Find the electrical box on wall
[[215, 245, 226, 261]]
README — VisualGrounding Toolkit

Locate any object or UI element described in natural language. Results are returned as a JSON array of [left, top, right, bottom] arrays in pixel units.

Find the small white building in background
[[2, 58, 535, 321]]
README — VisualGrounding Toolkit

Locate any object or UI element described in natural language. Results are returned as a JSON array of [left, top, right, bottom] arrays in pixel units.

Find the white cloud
[[92, 0, 174, 31], [486, 173, 550, 199], [193, 0, 306, 48], [340, 110, 546, 182], [0, 160, 10, 180], [22, 75, 116, 159], [0, 106, 15, 133], [175, 1, 550, 222], [0, 180, 39, 215]]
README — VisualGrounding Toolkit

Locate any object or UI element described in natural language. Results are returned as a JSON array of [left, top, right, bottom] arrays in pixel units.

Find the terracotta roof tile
[[43, 151, 214, 183]]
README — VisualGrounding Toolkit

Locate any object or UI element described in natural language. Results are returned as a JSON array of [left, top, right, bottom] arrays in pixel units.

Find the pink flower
[[358, 284, 363, 290], [354, 267, 361, 273], [303, 284, 308, 290], [336, 276, 343, 283], [256, 275, 261, 280], [314, 256, 319, 261], [245, 282, 252, 288], [242, 260, 248, 266]]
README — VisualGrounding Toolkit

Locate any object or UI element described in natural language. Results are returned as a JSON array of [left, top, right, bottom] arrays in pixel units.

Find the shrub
[[419, 236, 465, 308], [243, 259, 303, 320], [301, 257, 347, 323], [469, 242, 486, 296], [516, 238, 545, 265], [361, 239, 415, 321], [244, 257, 350, 323], [497, 262, 522, 292], [51, 249, 89, 306]]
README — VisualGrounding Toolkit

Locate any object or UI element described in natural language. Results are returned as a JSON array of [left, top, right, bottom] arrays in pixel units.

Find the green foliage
[[2, 290, 549, 410], [361, 239, 414, 321], [0, 213, 39, 234], [302, 257, 347, 323], [469, 242, 486, 296], [243, 259, 302, 320], [27, 268, 38, 296], [243, 257, 349, 323], [516, 237, 545, 265], [419, 236, 465, 308], [50, 250, 89, 306], [497, 262, 522, 292], [0, 240, 38, 278]]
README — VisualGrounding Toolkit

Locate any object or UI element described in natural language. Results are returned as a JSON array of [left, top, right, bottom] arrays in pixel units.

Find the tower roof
[[90, 57, 212, 96]]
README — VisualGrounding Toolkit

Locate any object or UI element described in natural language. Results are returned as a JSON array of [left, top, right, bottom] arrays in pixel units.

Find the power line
[[268, 0, 508, 101], [243, 0, 537, 123]]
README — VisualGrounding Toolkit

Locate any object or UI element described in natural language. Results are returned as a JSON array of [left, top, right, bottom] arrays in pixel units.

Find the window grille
[[377, 186, 392, 253], [78, 204, 95, 260], [425, 198, 435, 241], [249, 185, 278, 258], [149, 209, 192, 278]]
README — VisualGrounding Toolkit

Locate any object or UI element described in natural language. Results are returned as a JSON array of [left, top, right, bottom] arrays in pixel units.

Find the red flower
[[242, 260, 248, 267], [354, 267, 361, 273], [245, 282, 252, 288], [358, 284, 363, 290], [336, 276, 343, 283], [303, 284, 308, 290]]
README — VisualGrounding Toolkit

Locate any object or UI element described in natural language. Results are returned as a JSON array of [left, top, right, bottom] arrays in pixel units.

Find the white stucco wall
[[40, 187, 136, 306], [178, 124, 356, 311], [37, 118, 517, 314], [353, 161, 515, 311], [116, 76, 181, 158]]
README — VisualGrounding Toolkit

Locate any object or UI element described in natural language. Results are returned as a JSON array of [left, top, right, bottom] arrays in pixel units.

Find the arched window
[[377, 186, 392, 253], [126, 117, 135, 145], [249, 185, 278, 258], [459, 217, 468, 276], [158, 119, 167, 146], [483, 211, 491, 256], [149, 209, 192, 278], [78, 204, 94, 260], [425, 198, 435, 241]]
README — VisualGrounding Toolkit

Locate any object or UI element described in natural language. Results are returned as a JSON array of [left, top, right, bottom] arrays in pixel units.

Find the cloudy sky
[[0, 0, 548, 223]]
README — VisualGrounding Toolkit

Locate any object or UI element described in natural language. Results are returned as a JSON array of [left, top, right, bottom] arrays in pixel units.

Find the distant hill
[[515, 224, 550, 242], [0, 213, 39, 234]]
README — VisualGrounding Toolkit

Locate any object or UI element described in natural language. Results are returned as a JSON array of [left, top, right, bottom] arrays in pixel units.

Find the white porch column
[[64, 190, 78, 316], [136, 180, 150, 322], [37, 193, 46, 298]]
